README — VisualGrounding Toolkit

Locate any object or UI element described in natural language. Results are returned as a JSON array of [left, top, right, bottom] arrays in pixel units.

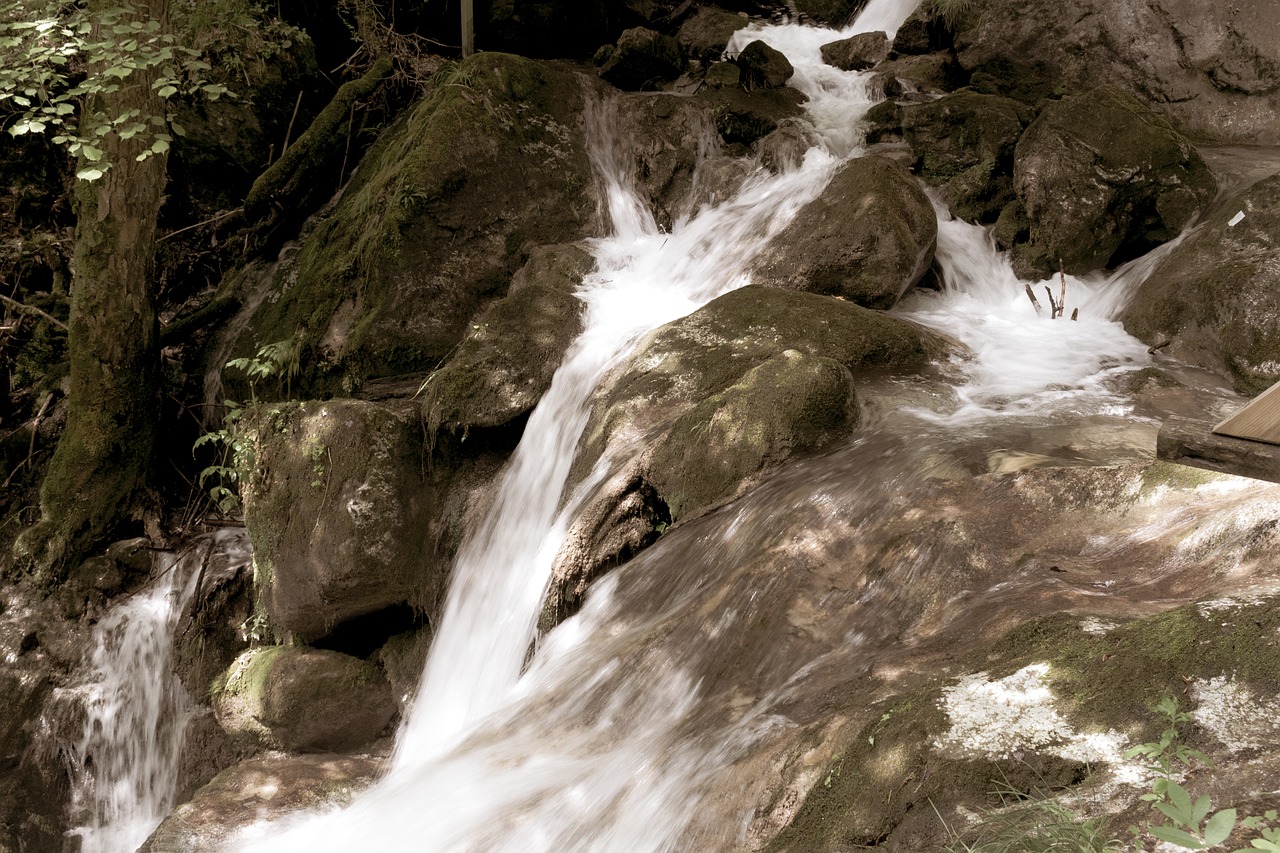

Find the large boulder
[[421, 243, 592, 436], [242, 399, 435, 641], [597, 27, 686, 91], [820, 32, 890, 71], [1121, 172, 1280, 394], [225, 52, 598, 397], [212, 646, 396, 752], [953, 0, 1280, 144], [751, 156, 938, 308], [737, 39, 794, 90], [676, 6, 751, 63], [902, 91, 1033, 222], [647, 350, 856, 521], [1008, 86, 1215, 278]]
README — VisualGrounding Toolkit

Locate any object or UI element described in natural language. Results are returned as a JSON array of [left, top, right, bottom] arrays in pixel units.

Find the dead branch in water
[[1024, 284, 1043, 315], [1058, 258, 1068, 319], [1044, 286, 1059, 318]]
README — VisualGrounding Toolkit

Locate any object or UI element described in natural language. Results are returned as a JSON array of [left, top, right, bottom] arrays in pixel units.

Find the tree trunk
[[15, 0, 170, 579], [462, 0, 474, 56]]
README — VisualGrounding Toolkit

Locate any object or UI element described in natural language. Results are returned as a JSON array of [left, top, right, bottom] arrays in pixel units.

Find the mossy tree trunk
[[15, 0, 170, 579]]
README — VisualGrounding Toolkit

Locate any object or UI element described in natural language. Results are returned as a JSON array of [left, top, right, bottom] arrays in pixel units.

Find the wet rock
[[243, 399, 436, 641], [902, 91, 1032, 222], [1009, 86, 1216, 277], [421, 243, 592, 436], [598, 27, 686, 91], [648, 350, 856, 521], [891, 5, 950, 55], [871, 52, 964, 95], [754, 120, 820, 174], [676, 7, 751, 63], [953, 0, 1280, 144], [212, 646, 396, 752], [820, 32, 890, 71], [172, 530, 256, 701], [751, 156, 938, 308], [736, 39, 794, 90], [142, 753, 384, 853], [1121, 172, 1280, 394], [376, 627, 434, 710], [227, 53, 597, 398], [862, 100, 903, 145]]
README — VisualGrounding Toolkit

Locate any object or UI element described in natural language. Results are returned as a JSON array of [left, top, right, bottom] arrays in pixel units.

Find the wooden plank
[[1158, 415, 1280, 484], [1213, 380, 1280, 445]]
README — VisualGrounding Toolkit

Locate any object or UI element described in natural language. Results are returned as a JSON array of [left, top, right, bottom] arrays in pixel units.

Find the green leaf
[[169, 119, 185, 137], [1191, 795, 1213, 827], [75, 166, 105, 181], [1203, 809, 1237, 847], [150, 137, 168, 154], [1149, 825, 1207, 848], [157, 84, 176, 97], [80, 143, 103, 161]]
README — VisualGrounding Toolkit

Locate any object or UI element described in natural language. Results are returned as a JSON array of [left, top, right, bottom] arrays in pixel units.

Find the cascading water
[[67, 529, 251, 853], [236, 3, 919, 851]]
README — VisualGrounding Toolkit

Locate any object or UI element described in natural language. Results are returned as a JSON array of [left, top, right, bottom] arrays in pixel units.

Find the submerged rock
[[752, 156, 938, 308], [212, 646, 396, 752], [1122, 171, 1280, 394], [1009, 86, 1215, 278], [142, 753, 383, 853]]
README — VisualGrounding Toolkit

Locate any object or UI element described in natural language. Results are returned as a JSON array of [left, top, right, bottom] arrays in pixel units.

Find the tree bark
[[15, 0, 170, 578]]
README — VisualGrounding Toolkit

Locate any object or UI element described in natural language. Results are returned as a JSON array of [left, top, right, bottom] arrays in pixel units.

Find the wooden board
[[1213, 380, 1280, 445], [1158, 415, 1280, 484]]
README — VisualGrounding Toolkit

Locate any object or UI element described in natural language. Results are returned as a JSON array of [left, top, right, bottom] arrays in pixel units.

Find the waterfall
[[237, 6, 917, 851], [67, 529, 251, 853]]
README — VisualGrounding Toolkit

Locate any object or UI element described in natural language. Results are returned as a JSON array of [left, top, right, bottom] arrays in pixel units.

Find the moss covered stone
[[676, 7, 751, 63], [648, 350, 856, 521], [421, 243, 592, 436], [752, 157, 938, 308], [902, 91, 1032, 222], [232, 52, 597, 396], [598, 27, 685, 91], [242, 399, 436, 641], [212, 645, 396, 752], [1121, 172, 1280, 394], [1010, 86, 1216, 277]]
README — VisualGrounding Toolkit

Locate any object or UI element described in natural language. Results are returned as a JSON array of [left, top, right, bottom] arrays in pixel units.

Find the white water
[[237, 4, 920, 851], [68, 530, 250, 853]]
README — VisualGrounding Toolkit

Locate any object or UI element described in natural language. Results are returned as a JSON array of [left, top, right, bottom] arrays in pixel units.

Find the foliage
[[926, 0, 978, 29], [0, 0, 300, 180], [193, 337, 299, 513], [1126, 697, 1280, 852], [944, 781, 1125, 853]]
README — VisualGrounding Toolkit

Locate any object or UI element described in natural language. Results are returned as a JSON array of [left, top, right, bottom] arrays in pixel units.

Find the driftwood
[[1157, 416, 1280, 484], [1024, 284, 1042, 315]]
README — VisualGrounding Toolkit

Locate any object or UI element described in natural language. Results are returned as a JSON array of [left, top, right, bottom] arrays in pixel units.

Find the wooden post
[[461, 0, 474, 57]]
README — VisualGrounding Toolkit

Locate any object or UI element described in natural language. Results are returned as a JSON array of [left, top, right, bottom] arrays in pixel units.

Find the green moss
[[213, 645, 287, 706]]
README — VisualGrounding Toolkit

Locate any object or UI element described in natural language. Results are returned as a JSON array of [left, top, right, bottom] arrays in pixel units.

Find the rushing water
[[81, 1, 1266, 850], [67, 530, 251, 853]]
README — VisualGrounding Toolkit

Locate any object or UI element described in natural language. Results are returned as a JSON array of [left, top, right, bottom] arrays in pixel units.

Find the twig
[[0, 393, 55, 490], [1024, 284, 1042, 316], [338, 102, 355, 190], [157, 208, 242, 244], [1044, 286, 1059, 318], [1147, 340, 1172, 354], [280, 90, 304, 159], [1070, 307, 1078, 321], [0, 293, 67, 331], [1058, 258, 1068, 319]]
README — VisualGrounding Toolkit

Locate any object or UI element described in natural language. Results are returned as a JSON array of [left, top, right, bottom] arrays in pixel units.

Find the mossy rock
[[575, 285, 946, 489], [648, 350, 857, 521], [230, 52, 597, 396], [1120, 171, 1280, 394], [1011, 86, 1216, 278], [902, 91, 1032, 222], [872, 52, 965, 95], [421, 243, 592, 435], [819, 31, 890, 72], [242, 399, 436, 641], [212, 646, 396, 752], [751, 156, 938, 308], [736, 39, 794, 90]]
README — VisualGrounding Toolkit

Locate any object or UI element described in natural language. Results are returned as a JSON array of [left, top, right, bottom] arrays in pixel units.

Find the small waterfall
[[239, 10, 908, 852], [66, 529, 250, 853]]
